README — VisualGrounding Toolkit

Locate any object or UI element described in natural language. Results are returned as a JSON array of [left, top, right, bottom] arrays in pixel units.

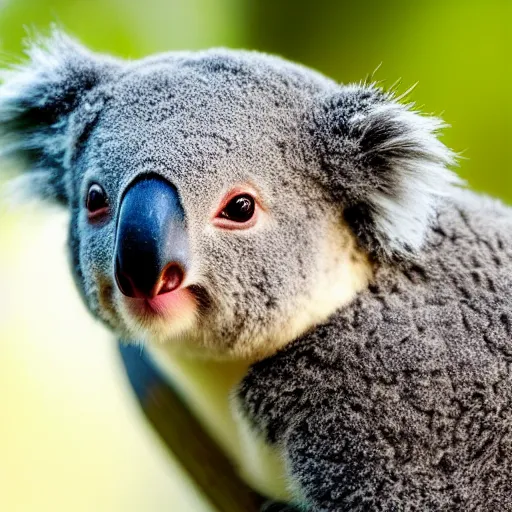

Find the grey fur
[[238, 191, 512, 510], [2, 31, 507, 511]]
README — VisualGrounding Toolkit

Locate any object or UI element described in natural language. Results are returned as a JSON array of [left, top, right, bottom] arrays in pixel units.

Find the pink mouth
[[124, 287, 196, 319]]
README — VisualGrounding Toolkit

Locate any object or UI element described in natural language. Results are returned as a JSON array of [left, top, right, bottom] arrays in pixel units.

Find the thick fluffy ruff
[[238, 190, 512, 511]]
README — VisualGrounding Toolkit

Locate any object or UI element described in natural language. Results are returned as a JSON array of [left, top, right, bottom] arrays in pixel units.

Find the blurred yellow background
[[0, 1, 510, 511]]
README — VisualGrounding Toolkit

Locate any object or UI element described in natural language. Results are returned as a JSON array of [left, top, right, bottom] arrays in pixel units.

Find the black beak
[[114, 175, 189, 298]]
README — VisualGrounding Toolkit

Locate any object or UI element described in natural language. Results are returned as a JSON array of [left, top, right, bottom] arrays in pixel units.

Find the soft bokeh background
[[0, 1, 510, 511]]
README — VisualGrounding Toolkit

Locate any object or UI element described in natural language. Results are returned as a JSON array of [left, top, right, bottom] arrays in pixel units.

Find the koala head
[[0, 31, 458, 360]]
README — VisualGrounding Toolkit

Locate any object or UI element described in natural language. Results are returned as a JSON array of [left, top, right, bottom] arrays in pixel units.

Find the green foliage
[[0, 0, 509, 200]]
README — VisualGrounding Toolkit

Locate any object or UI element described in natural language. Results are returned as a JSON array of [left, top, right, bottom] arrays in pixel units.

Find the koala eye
[[213, 189, 261, 230], [219, 194, 255, 223], [86, 183, 109, 219]]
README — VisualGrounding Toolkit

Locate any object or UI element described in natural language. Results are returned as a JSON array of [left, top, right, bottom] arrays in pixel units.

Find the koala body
[[2, 31, 512, 511], [238, 189, 512, 510]]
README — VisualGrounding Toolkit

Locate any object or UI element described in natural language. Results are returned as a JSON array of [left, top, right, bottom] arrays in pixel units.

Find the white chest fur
[[146, 344, 291, 501]]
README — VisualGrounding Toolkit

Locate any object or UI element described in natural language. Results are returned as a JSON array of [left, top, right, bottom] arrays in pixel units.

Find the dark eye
[[86, 183, 109, 217], [219, 194, 255, 223]]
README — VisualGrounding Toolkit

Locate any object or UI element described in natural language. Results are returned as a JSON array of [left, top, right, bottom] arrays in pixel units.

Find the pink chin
[[124, 287, 196, 319]]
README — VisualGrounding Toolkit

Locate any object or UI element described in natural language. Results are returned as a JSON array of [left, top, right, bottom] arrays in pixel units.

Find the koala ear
[[0, 30, 119, 204], [312, 84, 460, 261]]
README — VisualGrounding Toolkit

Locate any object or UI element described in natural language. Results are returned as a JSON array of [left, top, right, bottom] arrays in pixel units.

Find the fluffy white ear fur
[[316, 86, 461, 260], [360, 102, 461, 257], [0, 30, 93, 107], [0, 29, 118, 203]]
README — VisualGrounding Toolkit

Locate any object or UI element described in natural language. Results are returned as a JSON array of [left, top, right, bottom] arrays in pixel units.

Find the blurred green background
[[0, 1, 510, 511], [0, 0, 510, 198]]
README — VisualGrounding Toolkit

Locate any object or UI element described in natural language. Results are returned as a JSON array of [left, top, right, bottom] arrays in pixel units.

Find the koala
[[2, 30, 512, 511]]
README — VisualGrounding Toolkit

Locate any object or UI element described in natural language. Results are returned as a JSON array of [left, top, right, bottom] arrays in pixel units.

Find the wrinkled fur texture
[[3, 31, 511, 511], [238, 191, 512, 511]]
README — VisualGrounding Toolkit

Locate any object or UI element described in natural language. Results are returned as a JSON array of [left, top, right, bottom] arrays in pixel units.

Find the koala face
[[0, 32, 457, 360], [71, 53, 372, 358]]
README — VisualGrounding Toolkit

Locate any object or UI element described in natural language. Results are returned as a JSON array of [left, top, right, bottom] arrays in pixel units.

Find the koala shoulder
[[236, 189, 512, 510]]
